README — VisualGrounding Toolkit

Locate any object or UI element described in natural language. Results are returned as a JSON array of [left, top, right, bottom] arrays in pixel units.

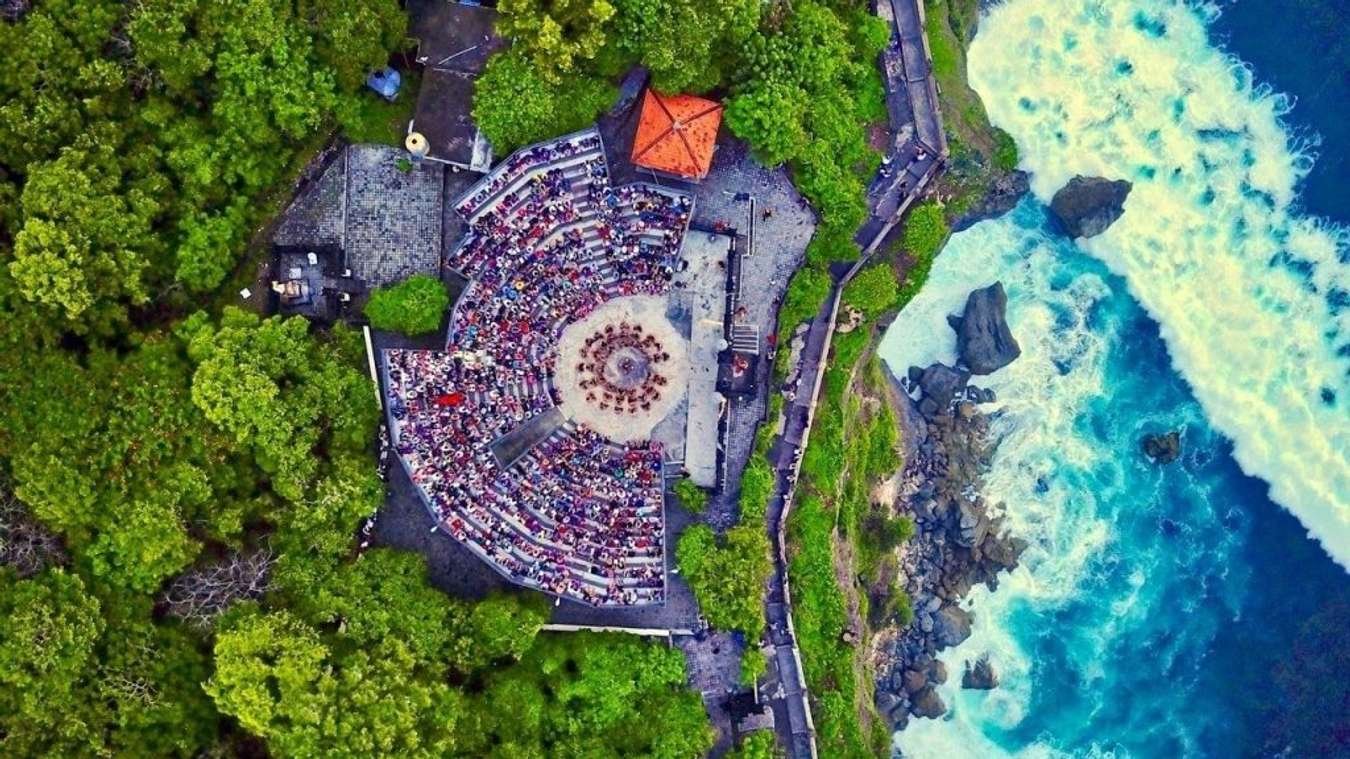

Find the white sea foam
[[965, 0, 1350, 568]]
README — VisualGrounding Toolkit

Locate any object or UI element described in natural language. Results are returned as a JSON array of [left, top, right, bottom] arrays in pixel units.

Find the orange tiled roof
[[631, 90, 723, 179]]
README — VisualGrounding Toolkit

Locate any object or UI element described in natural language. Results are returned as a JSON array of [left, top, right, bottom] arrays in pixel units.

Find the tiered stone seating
[[383, 129, 694, 607]]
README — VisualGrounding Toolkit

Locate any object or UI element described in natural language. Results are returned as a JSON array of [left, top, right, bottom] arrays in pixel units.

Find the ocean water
[[877, 0, 1350, 755]]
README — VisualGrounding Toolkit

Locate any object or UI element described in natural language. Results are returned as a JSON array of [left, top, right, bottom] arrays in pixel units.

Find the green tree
[[3, 339, 258, 595], [725, 81, 809, 167], [290, 549, 464, 664], [299, 0, 407, 92], [497, 0, 617, 81], [459, 592, 550, 668], [462, 632, 715, 757], [0, 0, 124, 173], [676, 523, 770, 638], [473, 49, 617, 152], [364, 274, 450, 336], [605, 0, 759, 92], [207, 606, 460, 759], [673, 477, 709, 514], [0, 569, 103, 755], [9, 140, 167, 330], [186, 307, 378, 502]]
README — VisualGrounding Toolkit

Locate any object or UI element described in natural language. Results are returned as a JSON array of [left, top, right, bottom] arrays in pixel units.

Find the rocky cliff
[[872, 284, 1028, 729]]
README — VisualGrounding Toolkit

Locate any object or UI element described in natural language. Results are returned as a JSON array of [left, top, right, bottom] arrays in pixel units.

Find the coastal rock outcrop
[[910, 686, 947, 719], [1141, 431, 1182, 464], [949, 282, 1021, 375], [914, 363, 971, 409], [933, 605, 973, 648], [962, 657, 999, 690], [1049, 175, 1132, 238], [952, 170, 1031, 232], [874, 284, 1028, 728]]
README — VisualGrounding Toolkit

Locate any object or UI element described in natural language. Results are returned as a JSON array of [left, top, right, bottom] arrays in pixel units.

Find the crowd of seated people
[[576, 322, 672, 416], [382, 129, 697, 607]]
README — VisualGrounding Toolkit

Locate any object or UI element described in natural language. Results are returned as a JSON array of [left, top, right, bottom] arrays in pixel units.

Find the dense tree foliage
[[458, 632, 716, 757], [0, 0, 406, 334], [599, 0, 759, 92], [364, 274, 450, 336], [497, 0, 616, 81], [677, 522, 772, 639], [473, 49, 617, 152], [207, 605, 461, 758]]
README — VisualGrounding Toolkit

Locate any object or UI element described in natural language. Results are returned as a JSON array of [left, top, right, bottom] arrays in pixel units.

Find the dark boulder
[[910, 685, 947, 719], [918, 363, 971, 408], [927, 659, 948, 686], [1141, 431, 1182, 464], [1050, 175, 1133, 239], [876, 690, 903, 720], [933, 605, 973, 648], [902, 669, 928, 694], [962, 657, 999, 690], [952, 283, 1021, 375]]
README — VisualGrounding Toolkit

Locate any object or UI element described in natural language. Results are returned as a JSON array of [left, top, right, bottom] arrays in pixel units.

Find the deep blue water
[[879, 1, 1350, 755], [1212, 0, 1350, 222]]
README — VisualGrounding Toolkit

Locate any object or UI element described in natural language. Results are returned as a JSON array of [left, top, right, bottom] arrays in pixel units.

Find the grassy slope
[[923, 0, 1018, 217], [782, 0, 1019, 752], [789, 328, 901, 758]]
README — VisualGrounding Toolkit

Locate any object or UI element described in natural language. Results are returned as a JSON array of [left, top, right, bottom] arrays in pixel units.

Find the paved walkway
[[754, 0, 948, 755], [855, 0, 949, 255]]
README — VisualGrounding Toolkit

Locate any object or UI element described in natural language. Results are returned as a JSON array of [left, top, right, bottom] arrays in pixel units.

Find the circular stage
[[554, 295, 688, 443]]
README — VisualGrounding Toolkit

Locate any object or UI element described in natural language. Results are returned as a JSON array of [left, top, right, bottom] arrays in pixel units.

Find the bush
[[842, 264, 899, 318], [778, 265, 832, 334], [740, 647, 768, 686], [900, 201, 948, 260], [676, 524, 770, 640], [864, 512, 914, 554], [673, 478, 709, 514], [886, 588, 914, 627], [895, 201, 951, 310], [364, 274, 449, 335], [731, 729, 778, 758]]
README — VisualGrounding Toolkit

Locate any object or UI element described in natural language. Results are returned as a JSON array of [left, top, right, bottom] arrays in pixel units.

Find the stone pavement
[[344, 145, 443, 287], [272, 144, 448, 290], [686, 137, 817, 529]]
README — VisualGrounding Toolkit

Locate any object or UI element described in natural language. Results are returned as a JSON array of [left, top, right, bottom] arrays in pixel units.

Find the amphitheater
[[382, 129, 731, 607]]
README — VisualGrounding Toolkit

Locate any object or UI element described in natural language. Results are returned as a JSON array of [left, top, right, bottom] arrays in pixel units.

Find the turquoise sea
[[878, 0, 1350, 755]]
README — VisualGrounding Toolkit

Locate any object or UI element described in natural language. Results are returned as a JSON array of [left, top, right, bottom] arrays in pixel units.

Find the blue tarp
[[366, 67, 402, 101]]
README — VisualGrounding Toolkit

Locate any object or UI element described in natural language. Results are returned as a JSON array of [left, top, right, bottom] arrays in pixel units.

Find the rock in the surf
[[951, 282, 1021, 375], [1050, 175, 1133, 238], [962, 656, 1000, 690], [1141, 430, 1182, 464], [918, 363, 971, 409]]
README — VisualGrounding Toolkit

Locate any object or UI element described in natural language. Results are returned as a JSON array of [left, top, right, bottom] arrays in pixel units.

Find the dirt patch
[[832, 530, 864, 640]]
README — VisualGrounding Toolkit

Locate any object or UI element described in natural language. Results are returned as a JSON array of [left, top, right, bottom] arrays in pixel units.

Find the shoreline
[[868, 298, 1026, 729]]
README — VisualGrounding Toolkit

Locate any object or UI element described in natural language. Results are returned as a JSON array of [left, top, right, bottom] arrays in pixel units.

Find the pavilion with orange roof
[[630, 89, 724, 181]]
